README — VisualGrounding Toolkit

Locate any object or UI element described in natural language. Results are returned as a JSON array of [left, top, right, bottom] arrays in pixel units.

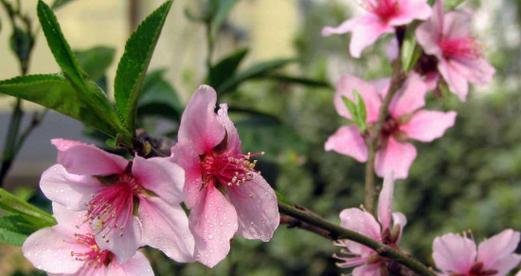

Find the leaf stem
[[278, 201, 435, 276]]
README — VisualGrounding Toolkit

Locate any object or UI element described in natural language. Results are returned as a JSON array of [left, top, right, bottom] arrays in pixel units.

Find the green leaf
[[0, 188, 55, 228], [342, 92, 367, 132], [219, 58, 296, 94], [114, 0, 173, 133], [210, 0, 239, 37], [51, 0, 76, 9], [37, 0, 125, 138], [9, 26, 34, 68], [446, 0, 465, 9], [207, 48, 249, 89], [138, 69, 182, 121], [74, 46, 116, 81], [0, 215, 35, 246], [0, 74, 118, 135], [260, 74, 331, 89], [401, 28, 421, 73]]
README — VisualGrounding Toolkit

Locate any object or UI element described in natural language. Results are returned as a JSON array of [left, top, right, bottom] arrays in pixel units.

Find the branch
[[363, 58, 407, 213], [278, 202, 435, 276]]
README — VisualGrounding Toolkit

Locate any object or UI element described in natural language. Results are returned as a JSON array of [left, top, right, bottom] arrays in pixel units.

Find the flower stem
[[278, 201, 435, 276], [364, 58, 406, 213]]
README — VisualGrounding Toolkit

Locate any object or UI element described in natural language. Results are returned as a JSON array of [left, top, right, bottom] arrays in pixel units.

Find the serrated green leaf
[[37, 0, 125, 138], [114, 0, 173, 133], [0, 188, 55, 228], [401, 28, 421, 73], [207, 48, 248, 88], [74, 46, 116, 81], [138, 69, 182, 121], [219, 58, 296, 94], [210, 0, 239, 37], [0, 74, 118, 135], [0, 215, 34, 246], [51, 0, 76, 10]]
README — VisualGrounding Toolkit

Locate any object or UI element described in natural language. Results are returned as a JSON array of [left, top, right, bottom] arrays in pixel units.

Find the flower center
[[450, 262, 498, 276], [381, 116, 400, 138], [86, 175, 142, 241], [440, 37, 481, 59], [363, 0, 399, 21], [70, 233, 113, 267], [200, 151, 262, 188]]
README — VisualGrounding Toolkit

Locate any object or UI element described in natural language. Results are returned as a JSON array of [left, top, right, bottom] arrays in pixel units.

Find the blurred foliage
[[2, 0, 521, 275]]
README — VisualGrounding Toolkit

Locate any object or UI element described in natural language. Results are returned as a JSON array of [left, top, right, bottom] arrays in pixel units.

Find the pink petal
[[490, 254, 521, 276], [477, 229, 521, 272], [227, 174, 279, 241], [322, 18, 356, 36], [352, 263, 381, 276], [216, 104, 241, 154], [106, 251, 154, 276], [40, 165, 102, 211], [51, 203, 90, 234], [138, 196, 195, 262], [190, 185, 238, 268], [386, 38, 399, 61], [170, 142, 203, 208], [349, 14, 394, 58], [339, 208, 381, 256], [456, 57, 495, 87], [132, 156, 185, 205], [438, 59, 470, 101], [372, 78, 391, 98], [424, 72, 440, 91], [389, 73, 428, 117], [391, 212, 407, 243], [375, 138, 417, 180], [401, 111, 457, 142], [325, 126, 368, 162], [432, 233, 477, 273], [177, 85, 226, 154], [51, 139, 127, 176], [443, 11, 472, 40], [388, 0, 432, 26], [95, 217, 142, 263], [416, 20, 443, 58], [22, 227, 84, 274], [335, 74, 382, 123], [377, 174, 395, 231]]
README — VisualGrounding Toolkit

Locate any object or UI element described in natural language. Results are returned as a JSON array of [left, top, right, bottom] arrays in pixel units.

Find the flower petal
[[322, 18, 356, 36], [177, 85, 226, 154], [40, 164, 102, 211], [170, 142, 203, 208], [491, 254, 521, 276], [325, 126, 368, 162], [138, 196, 195, 262], [339, 208, 381, 256], [388, 0, 432, 26], [401, 111, 457, 142], [52, 203, 90, 234], [416, 19, 443, 58], [432, 233, 477, 274], [438, 59, 470, 101], [106, 251, 154, 276], [132, 156, 185, 205], [51, 139, 127, 175], [444, 10, 472, 40], [377, 174, 395, 231], [217, 104, 241, 154], [95, 217, 142, 263], [22, 227, 84, 274], [190, 185, 238, 268], [349, 14, 394, 58], [227, 174, 279, 241], [375, 138, 417, 180], [389, 73, 428, 117], [477, 229, 521, 272], [335, 74, 382, 123], [352, 263, 381, 276]]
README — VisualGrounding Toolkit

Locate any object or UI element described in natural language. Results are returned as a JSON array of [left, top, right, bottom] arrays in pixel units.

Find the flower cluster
[[324, 0, 519, 275], [22, 85, 280, 275]]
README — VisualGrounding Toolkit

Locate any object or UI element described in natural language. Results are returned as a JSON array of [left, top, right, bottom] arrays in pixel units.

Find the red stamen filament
[[440, 37, 482, 59], [70, 233, 113, 268], [201, 151, 263, 188]]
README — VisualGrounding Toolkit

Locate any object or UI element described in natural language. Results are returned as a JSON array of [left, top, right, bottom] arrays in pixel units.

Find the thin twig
[[278, 202, 435, 276]]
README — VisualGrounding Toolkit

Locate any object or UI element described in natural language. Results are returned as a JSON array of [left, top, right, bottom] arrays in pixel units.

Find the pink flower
[[335, 175, 406, 275], [322, 0, 431, 58], [433, 230, 521, 275], [416, 0, 495, 101], [23, 203, 154, 276], [325, 73, 457, 179], [40, 139, 194, 263], [171, 85, 280, 268]]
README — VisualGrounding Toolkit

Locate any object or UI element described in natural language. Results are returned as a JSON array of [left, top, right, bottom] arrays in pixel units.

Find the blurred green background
[[0, 0, 520, 275]]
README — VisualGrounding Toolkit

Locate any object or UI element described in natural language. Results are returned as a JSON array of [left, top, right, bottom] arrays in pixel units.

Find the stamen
[[201, 151, 263, 189], [440, 37, 482, 59], [70, 233, 113, 268]]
